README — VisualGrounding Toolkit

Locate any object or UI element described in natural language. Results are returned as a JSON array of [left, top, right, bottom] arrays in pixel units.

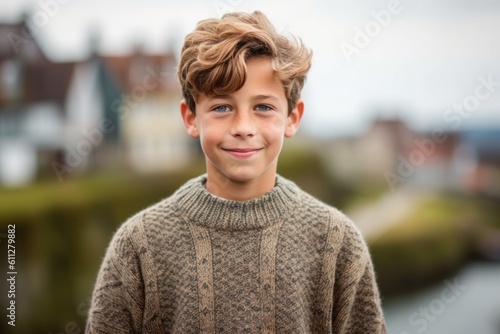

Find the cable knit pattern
[[86, 174, 386, 333]]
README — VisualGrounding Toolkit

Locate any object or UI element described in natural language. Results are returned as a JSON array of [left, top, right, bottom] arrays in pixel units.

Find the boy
[[86, 11, 386, 333]]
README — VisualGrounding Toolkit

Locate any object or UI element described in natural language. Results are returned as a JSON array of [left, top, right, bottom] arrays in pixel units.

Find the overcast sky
[[2, 0, 500, 137]]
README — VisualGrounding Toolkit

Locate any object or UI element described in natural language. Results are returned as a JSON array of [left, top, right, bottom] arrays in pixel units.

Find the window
[[0, 59, 21, 99]]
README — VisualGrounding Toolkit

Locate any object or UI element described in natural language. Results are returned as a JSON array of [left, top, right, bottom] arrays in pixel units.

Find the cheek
[[198, 121, 221, 146], [260, 119, 286, 143]]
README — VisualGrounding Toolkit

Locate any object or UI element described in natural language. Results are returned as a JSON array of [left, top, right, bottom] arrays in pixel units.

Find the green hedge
[[369, 194, 500, 296]]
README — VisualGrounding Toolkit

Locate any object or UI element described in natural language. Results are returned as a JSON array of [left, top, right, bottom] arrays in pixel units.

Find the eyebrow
[[252, 94, 280, 102], [209, 94, 280, 101], [210, 94, 232, 100]]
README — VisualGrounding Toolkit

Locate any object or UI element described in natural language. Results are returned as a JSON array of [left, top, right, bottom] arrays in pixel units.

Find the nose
[[230, 111, 256, 138]]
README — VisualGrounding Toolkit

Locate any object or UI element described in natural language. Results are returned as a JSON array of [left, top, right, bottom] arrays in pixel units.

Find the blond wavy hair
[[177, 11, 312, 114]]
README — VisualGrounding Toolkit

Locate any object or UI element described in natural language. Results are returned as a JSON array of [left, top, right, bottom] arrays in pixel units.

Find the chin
[[217, 167, 258, 182], [224, 172, 258, 184], [229, 166, 275, 183]]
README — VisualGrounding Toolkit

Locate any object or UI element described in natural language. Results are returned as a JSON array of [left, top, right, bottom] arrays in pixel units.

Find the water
[[383, 261, 500, 334]]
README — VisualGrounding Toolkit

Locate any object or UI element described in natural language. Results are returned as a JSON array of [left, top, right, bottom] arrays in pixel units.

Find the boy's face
[[181, 57, 303, 195]]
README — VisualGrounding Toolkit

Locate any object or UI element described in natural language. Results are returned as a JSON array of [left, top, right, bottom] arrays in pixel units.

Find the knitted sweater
[[86, 174, 386, 333]]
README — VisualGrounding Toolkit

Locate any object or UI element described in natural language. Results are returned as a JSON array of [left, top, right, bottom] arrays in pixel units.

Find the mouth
[[221, 147, 262, 158]]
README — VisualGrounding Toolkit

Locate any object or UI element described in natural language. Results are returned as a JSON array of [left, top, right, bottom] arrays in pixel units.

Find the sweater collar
[[174, 174, 299, 230]]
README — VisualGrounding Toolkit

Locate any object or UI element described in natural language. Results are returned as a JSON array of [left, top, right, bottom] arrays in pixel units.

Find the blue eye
[[256, 105, 272, 111], [213, 105, 230, 112]]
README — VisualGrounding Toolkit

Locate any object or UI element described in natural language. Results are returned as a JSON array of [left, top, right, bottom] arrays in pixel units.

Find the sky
[[2, 0, 500, 137]]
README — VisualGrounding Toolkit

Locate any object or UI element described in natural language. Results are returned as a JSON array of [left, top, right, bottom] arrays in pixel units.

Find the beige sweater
[[86, 174, 386, 333]]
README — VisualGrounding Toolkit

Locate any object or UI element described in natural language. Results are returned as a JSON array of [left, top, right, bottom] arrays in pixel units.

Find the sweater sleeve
[[85, 218, 145, 334], [332, 221, 386, 334]]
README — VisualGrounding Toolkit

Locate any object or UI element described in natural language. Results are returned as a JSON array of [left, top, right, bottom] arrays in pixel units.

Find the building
[[319, 115, 500, 195], [100, 47, 193, 173], [0, 18, 195, 186], [0, 19, 74, 185]]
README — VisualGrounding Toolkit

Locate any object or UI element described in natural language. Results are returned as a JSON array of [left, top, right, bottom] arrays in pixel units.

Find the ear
[[180, 100, 199, 138], [285, 99, 304, 138]]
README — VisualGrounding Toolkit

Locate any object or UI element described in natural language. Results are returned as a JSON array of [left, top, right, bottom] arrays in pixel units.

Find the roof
[[100, 52, 179, 94], [0, 20, 75, 107]]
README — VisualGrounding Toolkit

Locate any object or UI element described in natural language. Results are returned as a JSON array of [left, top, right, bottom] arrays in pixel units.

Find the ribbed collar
[[173, 174, 299, 230]]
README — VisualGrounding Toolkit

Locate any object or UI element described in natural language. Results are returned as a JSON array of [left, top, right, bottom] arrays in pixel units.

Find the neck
[[204, 166, 277, 201]]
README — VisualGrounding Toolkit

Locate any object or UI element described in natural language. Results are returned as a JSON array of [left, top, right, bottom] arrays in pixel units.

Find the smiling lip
[[222, 148, 262, 158]]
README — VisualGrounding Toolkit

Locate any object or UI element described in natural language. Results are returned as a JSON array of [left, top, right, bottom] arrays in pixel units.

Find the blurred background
[[0, 0, 499, 333]]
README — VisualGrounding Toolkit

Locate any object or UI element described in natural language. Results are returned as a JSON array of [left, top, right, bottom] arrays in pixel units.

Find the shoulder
[[281, 176, 368, 256], [108, 181, 188, 254], [114, 195, 174, 235], [280, 176, 352, 227]]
